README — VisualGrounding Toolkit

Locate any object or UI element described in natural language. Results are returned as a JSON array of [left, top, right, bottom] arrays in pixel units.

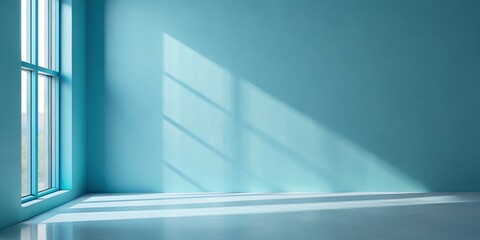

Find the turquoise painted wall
[[86, 0, 106, 192], [0, 0, 86, 230], [86, 0, 480, 192], [0, 0, 22, 230]]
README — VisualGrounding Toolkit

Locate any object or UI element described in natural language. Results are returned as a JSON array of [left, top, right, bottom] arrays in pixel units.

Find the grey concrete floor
[[1, 192, 479, 240]]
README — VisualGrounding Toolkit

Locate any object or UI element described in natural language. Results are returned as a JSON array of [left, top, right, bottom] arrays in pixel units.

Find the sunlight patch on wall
[[162, 73, 235, 159], [163, 33, 234, 112], [162, 118, 233, 191], [240, 80, 425, 191], [161, 33, 426, 192]]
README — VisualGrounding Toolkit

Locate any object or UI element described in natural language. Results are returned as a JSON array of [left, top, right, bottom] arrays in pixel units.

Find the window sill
[[21, 190, 70, 208]]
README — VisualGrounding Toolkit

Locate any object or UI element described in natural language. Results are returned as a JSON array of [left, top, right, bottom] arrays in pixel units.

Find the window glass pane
[[51, 78, 57, 186], [38, 0, 50, 68], [38, 75, 51, 192], [51, 0, 57, 70], [21, 70, 31, 197], [21, 0, 30, 62]]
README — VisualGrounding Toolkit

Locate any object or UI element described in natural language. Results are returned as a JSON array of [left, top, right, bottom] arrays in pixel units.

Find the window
[[21, 0, 59, 202]]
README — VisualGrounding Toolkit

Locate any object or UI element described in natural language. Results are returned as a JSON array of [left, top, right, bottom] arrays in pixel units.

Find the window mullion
[[31, 0, 39, 197], [53, 0, 59, 190]]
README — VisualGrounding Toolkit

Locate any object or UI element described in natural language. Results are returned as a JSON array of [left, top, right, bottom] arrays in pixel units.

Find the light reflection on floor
[[1, 193, 480, 240]]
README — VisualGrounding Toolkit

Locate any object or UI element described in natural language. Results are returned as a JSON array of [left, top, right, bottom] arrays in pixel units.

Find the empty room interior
[[1, 0, 480, 239]]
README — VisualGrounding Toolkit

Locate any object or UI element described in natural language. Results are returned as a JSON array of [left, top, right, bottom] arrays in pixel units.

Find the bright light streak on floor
[[0, 193, 479, 240]]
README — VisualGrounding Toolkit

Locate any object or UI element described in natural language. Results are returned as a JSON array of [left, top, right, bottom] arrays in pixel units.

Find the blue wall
[[86, 0, 480, 192], [0, 0, 22, 230], [0, 0, 86, 230]]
